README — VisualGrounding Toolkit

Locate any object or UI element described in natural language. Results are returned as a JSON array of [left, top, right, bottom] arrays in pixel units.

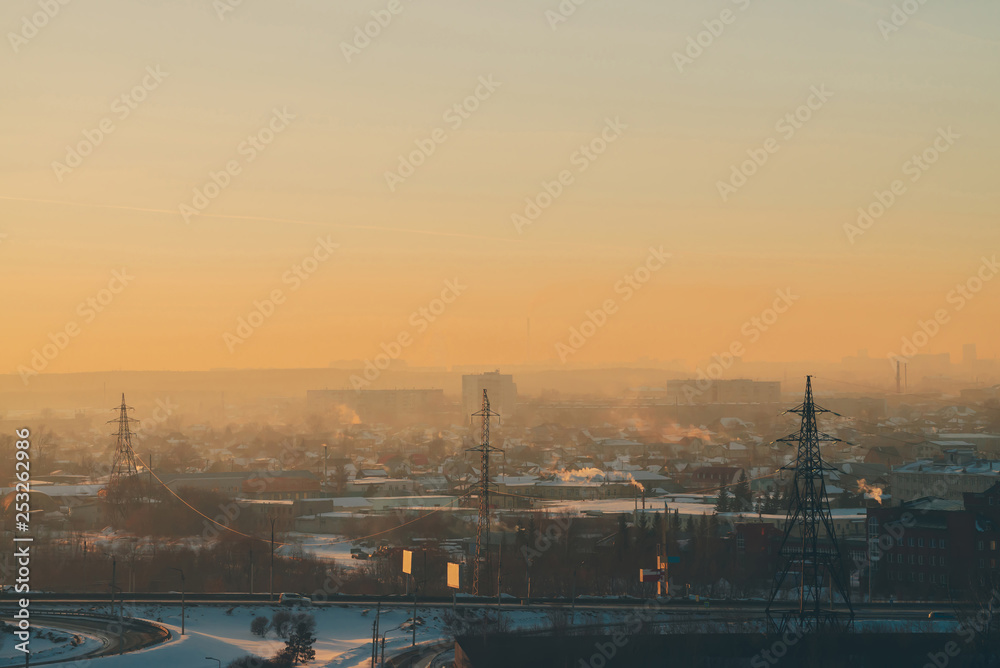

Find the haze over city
[[2, 1, 999, 667]]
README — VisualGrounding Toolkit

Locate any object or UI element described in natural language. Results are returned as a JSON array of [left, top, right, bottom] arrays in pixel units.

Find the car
[[928, 611, 957, 620], [279, 593, 312, 606]]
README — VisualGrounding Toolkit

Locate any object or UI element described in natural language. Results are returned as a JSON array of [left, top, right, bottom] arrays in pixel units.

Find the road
[[0, 595, 946, 666], [0, 614, 170, 667], [385, 642, 453, 668], [4, 592, 950, 620]]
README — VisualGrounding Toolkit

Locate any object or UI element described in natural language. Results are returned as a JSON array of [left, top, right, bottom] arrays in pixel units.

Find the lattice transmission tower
[[766, 376, 854, 633], [468, 390, 501, 596], [106, 394, 143, 524]]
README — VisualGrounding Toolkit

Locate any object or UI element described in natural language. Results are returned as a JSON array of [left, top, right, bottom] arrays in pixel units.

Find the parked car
[[279, 593, 312, 606]]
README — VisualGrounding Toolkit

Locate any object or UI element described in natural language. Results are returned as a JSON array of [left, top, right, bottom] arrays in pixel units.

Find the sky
[[1, 0, 998, 376]]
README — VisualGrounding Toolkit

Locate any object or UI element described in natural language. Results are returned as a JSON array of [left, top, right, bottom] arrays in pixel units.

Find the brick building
[[867, 482, 1000, 599]]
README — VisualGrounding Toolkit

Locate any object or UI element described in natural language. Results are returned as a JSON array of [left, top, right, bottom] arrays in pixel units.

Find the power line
[[114, 416, 473, 548]]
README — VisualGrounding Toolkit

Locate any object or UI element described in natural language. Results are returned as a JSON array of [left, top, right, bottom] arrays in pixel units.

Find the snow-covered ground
[[281, 533, 366, 570], [20, 603, 956, 667], [57, 531, 371, 571], [30, 603, 557, 667], [0, 623, 102, 667]]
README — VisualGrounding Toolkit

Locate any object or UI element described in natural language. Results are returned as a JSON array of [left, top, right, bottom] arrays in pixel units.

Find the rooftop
[[894, 460, 1000, 475]]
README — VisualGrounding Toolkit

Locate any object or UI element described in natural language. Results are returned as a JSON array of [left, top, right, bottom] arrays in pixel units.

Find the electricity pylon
[[468, 390, 501, 596], [106, 394, 142, 525], [766, 376, 854, 633]]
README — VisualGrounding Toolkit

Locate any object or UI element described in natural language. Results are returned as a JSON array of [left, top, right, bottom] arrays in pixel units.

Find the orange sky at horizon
[[1, 0, 997, 376]]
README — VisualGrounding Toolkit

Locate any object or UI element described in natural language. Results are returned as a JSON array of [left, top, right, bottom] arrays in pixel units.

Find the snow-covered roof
[[494, 475, 539, 486], [894, 460, 1000, 476], [0, 484, 102, 497]]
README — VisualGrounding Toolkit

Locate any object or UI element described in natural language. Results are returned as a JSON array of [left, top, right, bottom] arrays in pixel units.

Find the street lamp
[[270, 516, 277, 602], [206, 658, 221, 668], [170, 567, 185, 635]]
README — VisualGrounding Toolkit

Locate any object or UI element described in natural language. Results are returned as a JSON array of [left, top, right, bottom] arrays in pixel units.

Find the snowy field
[[25, 603, 558, 667], [281, 533, 366, 570], [60, 531, 370, 572], [0, 623, 102, 666], [14, 603, 957, 667]]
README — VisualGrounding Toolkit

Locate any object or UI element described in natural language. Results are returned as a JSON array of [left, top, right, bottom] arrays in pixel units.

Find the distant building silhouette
[[462, 370, 517, 418]]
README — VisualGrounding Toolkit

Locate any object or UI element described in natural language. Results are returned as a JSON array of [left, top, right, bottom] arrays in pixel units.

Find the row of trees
[[21, 531, 341, 595]]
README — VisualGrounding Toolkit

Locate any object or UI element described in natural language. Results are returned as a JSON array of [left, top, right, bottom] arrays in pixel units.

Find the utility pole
[[270, 516, 276, 601], [249, 547, 254, 595], [371, 602, 381, 668], [497, 542, 503, 613], [170, 568, 185, 635], [571, 567, 577, 625], [110, 557, 116, 617]]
